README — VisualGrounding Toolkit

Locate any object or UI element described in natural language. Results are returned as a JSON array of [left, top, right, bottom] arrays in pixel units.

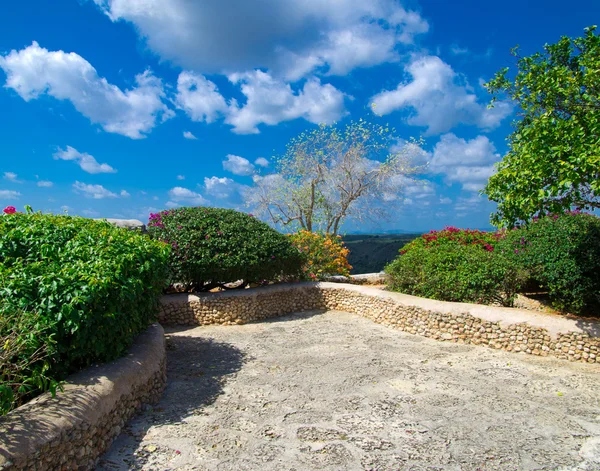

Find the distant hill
[[341, 233, 421, 274]]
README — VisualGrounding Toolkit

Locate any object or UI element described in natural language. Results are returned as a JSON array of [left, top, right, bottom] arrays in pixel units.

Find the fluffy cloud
[[176, 175, 185, 180], [222, 154, 255, 176], [183, 131, 198, 140], [120, 190, 130, 197], [370, 56, 512, 134], [175, 72, 229, 123], [0, 42, 172, 139], [226, 71, 346, 134], [37, 180, 53, 187], [176, 70, 347, 134], [167, 186, 208, 207], [54, 146, 116, 174], [92, 0, 428, 79], [3, 172, 21, 183], [430, 133, 500, 192], [384, 175, 436, 202], [254, 157, 269, 168], [0, 190, 20, 200], [203, 176, 246, 200], [73, 181, 118, 199]]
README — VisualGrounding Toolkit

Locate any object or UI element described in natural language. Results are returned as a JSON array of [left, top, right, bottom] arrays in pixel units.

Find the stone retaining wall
[[159, 283, 600, 364], [0, 324, 167, 471]]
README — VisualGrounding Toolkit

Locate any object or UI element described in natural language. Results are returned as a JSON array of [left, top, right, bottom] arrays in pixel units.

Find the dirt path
[[99, 311, 600, 471]]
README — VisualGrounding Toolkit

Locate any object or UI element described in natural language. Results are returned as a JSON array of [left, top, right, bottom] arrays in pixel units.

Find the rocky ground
[[99, 310, 600, 471]]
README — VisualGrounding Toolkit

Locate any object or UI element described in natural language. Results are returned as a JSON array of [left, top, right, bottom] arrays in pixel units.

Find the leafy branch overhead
[[484, 26, 600, 227], [249, 119, 426, 235]]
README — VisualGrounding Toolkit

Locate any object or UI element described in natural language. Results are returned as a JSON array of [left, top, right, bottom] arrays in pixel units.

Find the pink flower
[[3, 206, 16, 214]]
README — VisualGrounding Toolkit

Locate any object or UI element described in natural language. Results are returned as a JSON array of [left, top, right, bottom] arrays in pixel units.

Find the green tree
[[484, 26, 600, 227], [248, 120, 425, 235]]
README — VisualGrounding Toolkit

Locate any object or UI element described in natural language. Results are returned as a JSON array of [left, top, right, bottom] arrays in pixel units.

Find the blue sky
[[0, 0, 598, 232]]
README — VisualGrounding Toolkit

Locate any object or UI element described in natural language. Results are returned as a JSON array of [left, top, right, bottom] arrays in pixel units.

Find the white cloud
[[54, 146, 116, 174], [439, 197, 452, 204], [226, 71, 346, 134], [37, 180, 53, 187], [73, 181, 118, 199], [3, 172, 21, 183], [120, 190, 130, 197], [222, 154, 255, 176], [204, 176, 240, 199], [0, 190, 20, 200], [370, 55, 512, 134], [176, 69, 347, 134], [176, 175, 185, 180], [92, 0, 427, 79], [430, 133, 500, 192], [183, 131, 197, 140], [382, 175, 436, 203], [0, 42, 172, 139], [254, 157, 269, 168], [175, 72, 228, 123], [167, 186, 208, 206]]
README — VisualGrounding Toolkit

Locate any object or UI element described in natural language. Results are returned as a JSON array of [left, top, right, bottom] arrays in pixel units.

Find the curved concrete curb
[[159, 282, 600, 364], [0, 323, 166, 471], [325, 272, 388, 285]]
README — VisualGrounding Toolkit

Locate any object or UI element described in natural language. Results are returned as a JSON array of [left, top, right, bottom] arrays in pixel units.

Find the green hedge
[[498, 212, 600, 314], [0, 212, 170, 414], [147, 207, 304, 290], [385, 241, 526, 306]]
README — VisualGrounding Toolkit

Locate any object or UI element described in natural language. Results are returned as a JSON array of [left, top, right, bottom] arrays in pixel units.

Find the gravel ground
[[98, 310, 600, 471]]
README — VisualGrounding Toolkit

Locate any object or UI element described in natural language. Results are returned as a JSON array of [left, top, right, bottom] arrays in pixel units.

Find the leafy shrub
[[0, 306, 61, 415], [497, 212, 600, 313], [0, 211, 170, 413], [399, 226, 503, 255], [147, 207, 304, 290], [386, 238, 527, 306], [288, 231, 352, 280]]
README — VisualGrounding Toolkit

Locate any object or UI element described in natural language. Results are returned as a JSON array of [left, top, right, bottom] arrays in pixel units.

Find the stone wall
[[0, 324, 167, 471], [159, 283, 600, 364]]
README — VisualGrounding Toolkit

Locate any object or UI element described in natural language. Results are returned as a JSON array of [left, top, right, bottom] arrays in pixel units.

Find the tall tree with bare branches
[[248, 120, 426, 235]]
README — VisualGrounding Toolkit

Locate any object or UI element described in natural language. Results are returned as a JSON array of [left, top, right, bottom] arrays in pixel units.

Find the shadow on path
[[97, 334, 245, 470]]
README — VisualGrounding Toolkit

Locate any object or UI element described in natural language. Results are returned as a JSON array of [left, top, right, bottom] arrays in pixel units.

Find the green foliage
[[147, 207, 304, 290], [385, 237, 527, 307], [0, 307, 61, 415], [288, 230, 352, 280], [484, 26, 600, 227], [398, 226, 502, 255], [0, 212, 170, 413], [497, 212, 600, 313]]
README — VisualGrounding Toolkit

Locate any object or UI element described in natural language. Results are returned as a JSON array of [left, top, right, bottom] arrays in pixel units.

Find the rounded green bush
[[147, 207, 304, 290], [497, 212, 600, 314], [385, 238, 527, 306], [0, 212, 170, 413]]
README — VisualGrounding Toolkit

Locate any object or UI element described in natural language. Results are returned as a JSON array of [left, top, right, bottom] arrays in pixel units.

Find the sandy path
[[99, 310, 600, 471]]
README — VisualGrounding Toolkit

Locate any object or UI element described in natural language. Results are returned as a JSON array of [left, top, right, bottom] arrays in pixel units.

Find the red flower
[[3, 206, 16, 214]]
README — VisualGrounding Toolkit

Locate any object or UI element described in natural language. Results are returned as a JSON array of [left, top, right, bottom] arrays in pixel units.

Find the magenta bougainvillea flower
[[3, 206, 16, 214]]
